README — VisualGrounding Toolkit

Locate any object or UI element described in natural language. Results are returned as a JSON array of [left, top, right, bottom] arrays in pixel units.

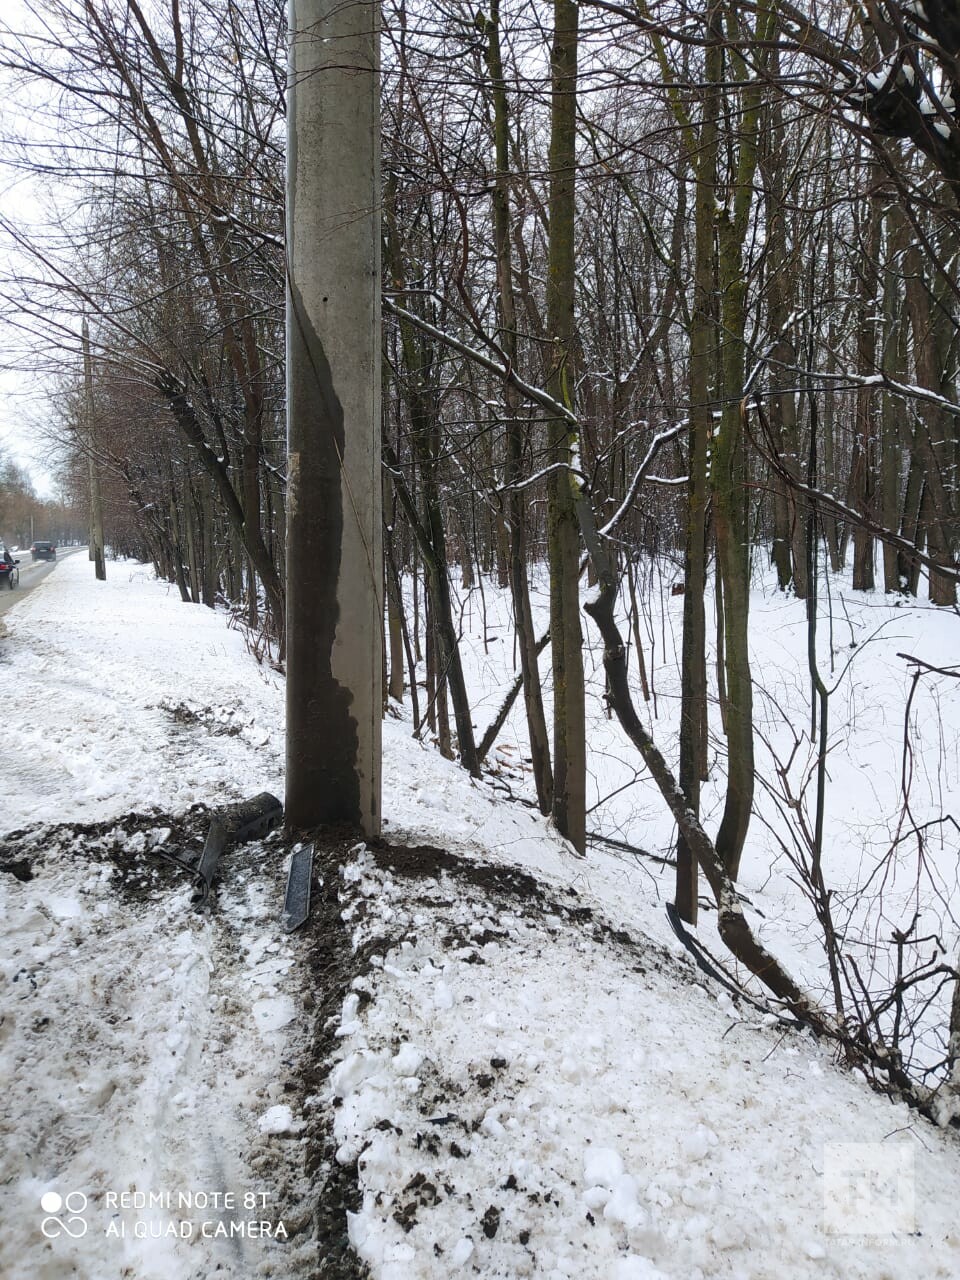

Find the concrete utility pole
[[285, 0, 382, 834], [82, 318, 106, 580]]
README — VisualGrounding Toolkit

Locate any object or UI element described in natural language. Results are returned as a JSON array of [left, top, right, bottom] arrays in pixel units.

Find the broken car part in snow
[[281, 843, 314, 932], [148, 792, 284, 908], [192, 792, 284, 907]]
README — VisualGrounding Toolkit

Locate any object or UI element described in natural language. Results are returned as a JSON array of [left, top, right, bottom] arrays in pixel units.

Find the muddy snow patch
[[0, 816, 316, 1280], [328, 842, 960, 1280]]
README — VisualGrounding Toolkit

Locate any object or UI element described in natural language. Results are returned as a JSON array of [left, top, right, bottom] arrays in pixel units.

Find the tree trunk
[[384, 445, 480, 777], [851, 165, 881, 591], [383, 480, 406, 704], [82, 319, 107, 581], [881, 208, 908, 593], [903, 238, 958, 606], [545, 0, 586, 853], [710, 8, 771, 880], [761, 48, 806, 598], [201, 480, 217, 608], [675, 14, 720, 923], [486, 0, 553, 816], [167, 480, 191, 603], [184, 484, 201, 603]]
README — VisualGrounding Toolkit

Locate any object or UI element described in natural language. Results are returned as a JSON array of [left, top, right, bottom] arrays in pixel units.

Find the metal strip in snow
[[282, 844, 314, 931]]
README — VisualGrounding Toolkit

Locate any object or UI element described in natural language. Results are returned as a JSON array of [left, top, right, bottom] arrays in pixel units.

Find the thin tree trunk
[[676, 14, 719, 923], [851, 163, 881, 591], [822, 243, 843, 574], [711, 6, 771, 880], [898, 438, 925, 596], [201, 480, 217, 608], [903, 238, 958, 606], [184, 483, 201, 603], [545, 0, 586, 853], [384, 483, 406, 704], [881, 208, 908, 593], [82, 319, 107, 581], [167, 480, 191, 603], [761, 50, 805, 597], [486, 0, 553, 815], [384, 446, 480, 776]]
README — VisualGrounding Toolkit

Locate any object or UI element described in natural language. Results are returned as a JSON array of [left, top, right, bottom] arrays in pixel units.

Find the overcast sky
[[1, 0, 64, 499]]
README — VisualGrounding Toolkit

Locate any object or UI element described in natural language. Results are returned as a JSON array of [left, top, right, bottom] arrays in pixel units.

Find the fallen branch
[[477, 628, 550, 762]]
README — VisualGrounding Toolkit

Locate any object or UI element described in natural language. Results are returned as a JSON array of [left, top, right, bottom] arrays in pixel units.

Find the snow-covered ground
[[452, 558, 960, 1085], [2, 552, 285, 820], [1, 552, 958, 1280]]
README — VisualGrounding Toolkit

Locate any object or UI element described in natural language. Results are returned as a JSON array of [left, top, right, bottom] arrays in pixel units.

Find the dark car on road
[[0, 547, 20, 589], [31, 541, 56, 561]]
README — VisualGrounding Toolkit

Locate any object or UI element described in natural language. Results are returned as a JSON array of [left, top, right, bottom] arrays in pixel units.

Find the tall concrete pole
[[285, 0, 382, 834]]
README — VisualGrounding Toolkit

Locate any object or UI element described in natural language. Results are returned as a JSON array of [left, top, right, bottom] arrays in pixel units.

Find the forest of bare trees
[[0, 449, 81, 545], [2, 0, 960, 1108]]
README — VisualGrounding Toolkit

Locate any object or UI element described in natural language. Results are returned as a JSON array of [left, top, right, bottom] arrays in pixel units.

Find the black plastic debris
[[191, 792, 284, 908], [194, 817, 228, 904], [281, 843, 314, 931]]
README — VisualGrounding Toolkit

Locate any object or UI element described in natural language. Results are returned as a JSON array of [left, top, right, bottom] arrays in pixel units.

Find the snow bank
[[1, 551, 959, 1280]]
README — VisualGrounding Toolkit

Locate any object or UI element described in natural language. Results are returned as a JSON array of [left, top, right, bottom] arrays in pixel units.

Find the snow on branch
[[598, 422, 686, 537], [383, 296, 577, 428], [748, 398, 960, 582], [496, 461, 587, 495], [385, 296, 683, 527]]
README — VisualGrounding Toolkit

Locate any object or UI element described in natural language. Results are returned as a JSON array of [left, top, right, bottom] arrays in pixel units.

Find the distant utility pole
[[285, 0, 382, 834], [82, 318, 106, 580]]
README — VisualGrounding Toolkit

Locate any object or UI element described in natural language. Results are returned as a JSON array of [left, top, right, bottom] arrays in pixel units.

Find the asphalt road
[[0, 547, 84, 619]]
